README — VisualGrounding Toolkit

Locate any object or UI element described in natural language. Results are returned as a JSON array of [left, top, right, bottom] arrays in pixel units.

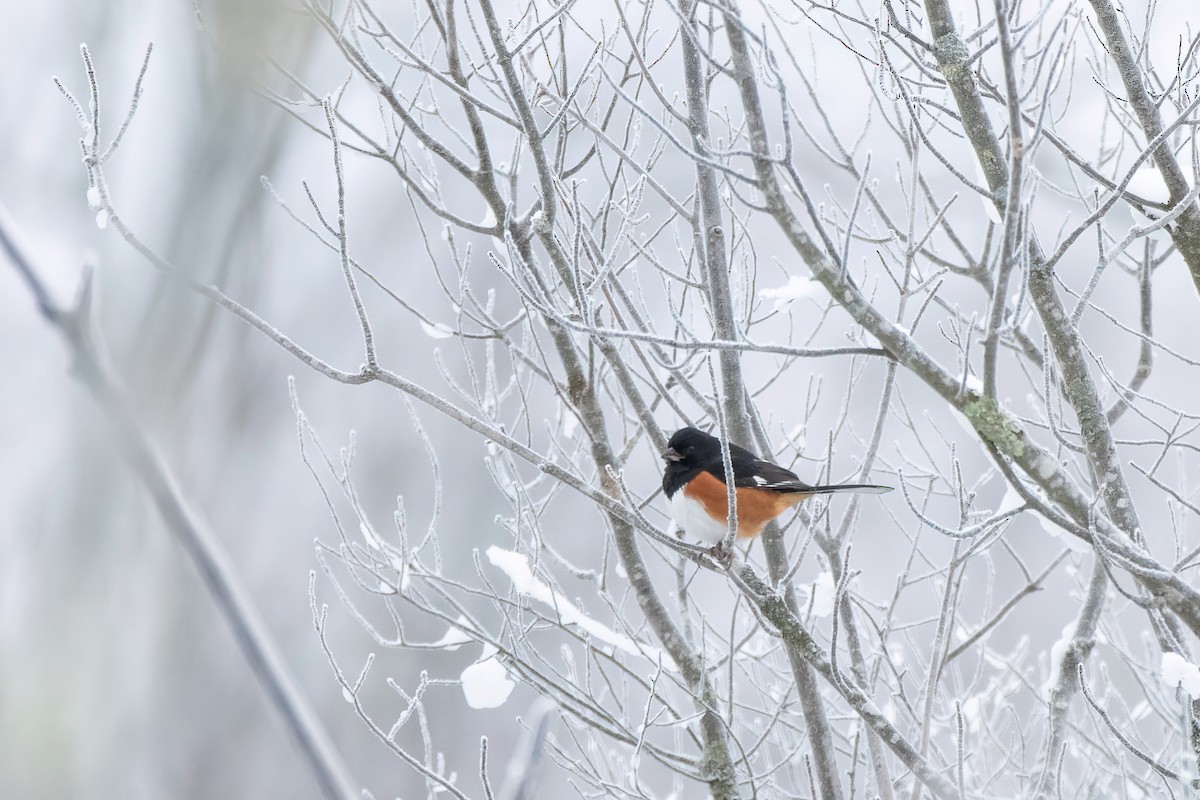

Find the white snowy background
[[5, 0, 1200, 798]]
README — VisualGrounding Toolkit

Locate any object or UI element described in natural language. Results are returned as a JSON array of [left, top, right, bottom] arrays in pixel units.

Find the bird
[[661, 426, 892, 547]]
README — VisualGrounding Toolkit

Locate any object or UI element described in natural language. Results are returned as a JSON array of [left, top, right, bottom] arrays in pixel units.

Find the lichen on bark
[[964, 395, 1025, 458]]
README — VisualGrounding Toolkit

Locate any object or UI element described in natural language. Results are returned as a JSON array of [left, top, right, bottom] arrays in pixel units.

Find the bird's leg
[[707, 539, 734, 567]]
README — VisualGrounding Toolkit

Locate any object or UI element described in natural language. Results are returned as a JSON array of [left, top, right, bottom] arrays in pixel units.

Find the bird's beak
[[661, 447, 683, 462]]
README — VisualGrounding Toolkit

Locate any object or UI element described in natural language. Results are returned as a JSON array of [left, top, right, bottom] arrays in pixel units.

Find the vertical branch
[[1086, 0, 1200, 296], [817, 535, 895, 800], [679, 0, 750, 446], [919, 0, 1149, 548], [760, 523, 846, 800], [1105, 249, 1153, 424], [716, 16, 848, 798], [1026, 261, 1146, 542], [529, 232, 742, 798], [924, 2, 1007, 194], [481, 15, 745, 767], [324, 100, 377, 369], [476, 0, 559, 231], [981, 0, 1024, 398], [733, 563, 963, 799], [1032, 556, 1108, 798], [909, 542, 962, 800]]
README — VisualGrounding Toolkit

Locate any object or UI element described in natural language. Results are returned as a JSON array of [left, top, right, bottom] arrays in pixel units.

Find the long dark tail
[[769, 482, 892, 495]]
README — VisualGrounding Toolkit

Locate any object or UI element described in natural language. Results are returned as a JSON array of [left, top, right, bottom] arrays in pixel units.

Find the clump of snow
[[1044, 622, 1076, 698], [960, 695, 982, 731], [1035, 455, 1059, 480], [420, 320, 454, 339], [486, 546, 675, 671], [974, 157, 1002, 223], [758, 276, 821, 309], [461, 644, 514, 709], [1161, 652, 1200, 699], [95, 209, 109, 230], [529, 208, 547, 233], [997, 483, 1023, 515], [86, 186, 102, 209], [561, 411, 579, 439], [360, 521, 381, 550], [981, 198, 1002, 224], [1126, 168, 1170, 205], [431, 616, 474, 650], [809, 571, 836, 617], [378, 580, 396, 595]]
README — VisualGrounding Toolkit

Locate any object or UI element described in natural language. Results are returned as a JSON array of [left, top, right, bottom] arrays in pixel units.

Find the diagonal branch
[[1086, 0, 1200, 298], [0, 209, 358, 800]]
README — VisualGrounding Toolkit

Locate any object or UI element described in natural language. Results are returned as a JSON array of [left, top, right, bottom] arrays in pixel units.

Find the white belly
[[670, 491, 731, 545]]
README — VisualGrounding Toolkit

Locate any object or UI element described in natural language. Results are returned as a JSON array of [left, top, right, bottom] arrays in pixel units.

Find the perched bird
[[661, 426, 892, 546]]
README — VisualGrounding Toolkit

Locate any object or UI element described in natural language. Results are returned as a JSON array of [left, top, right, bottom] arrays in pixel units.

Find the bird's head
[[661, 426, 717, 466]]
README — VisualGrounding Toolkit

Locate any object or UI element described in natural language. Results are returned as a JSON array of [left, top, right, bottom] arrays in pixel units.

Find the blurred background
[[5, 0, 1200, 798], [0, 2, 501, 797]]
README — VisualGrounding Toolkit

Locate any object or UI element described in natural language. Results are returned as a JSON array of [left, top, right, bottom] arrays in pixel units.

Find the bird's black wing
[[703, 443, 809, 489], [699, 439, 892, 495], [734, 459, 810, 489]]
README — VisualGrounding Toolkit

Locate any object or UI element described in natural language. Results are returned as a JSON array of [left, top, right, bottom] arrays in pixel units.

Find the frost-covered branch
[[44, 0, 1200, 796]]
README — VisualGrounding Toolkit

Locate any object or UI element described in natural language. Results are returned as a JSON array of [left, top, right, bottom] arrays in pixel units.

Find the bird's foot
[[707, 539, 734, 567]]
